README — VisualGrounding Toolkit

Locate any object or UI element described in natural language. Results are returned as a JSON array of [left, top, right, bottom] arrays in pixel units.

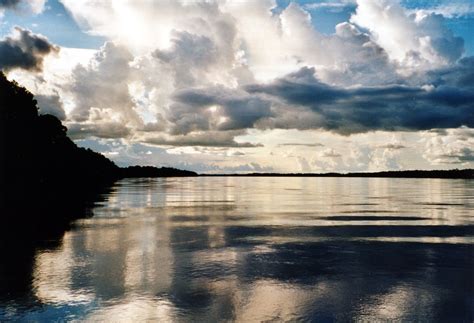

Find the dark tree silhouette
[[121, 165, 197, 177], [0, 72, 119, 224], [202, 169, 473, 178], [0, 72, 196, 228]]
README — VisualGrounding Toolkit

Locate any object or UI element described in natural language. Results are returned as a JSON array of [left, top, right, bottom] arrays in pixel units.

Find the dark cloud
[[67, 122, 131, 140], [427, 129, 448, 136], [163, 63, 473, 137], [247, 67, 348, 105], [440, 148, 474, 164], [143, 130, 262, 148], [170, 86, 273, 134], [428, 56, 474, 89], [377, 144, 407, 150], [278, 143, 324, 147], [246, 66, 474, 135], [0, 27, 59, 72], [0, 0, 20, 8]]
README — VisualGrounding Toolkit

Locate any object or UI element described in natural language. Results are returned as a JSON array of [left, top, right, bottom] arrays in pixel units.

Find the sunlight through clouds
[[1, 0, 473, 172]]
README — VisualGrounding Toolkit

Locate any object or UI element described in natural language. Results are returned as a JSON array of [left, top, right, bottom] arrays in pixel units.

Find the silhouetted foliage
[[0, 72, 119, 225], [121, 166, 197, 177], [203, 169, 474, 179], [0, 72, 198, 229]]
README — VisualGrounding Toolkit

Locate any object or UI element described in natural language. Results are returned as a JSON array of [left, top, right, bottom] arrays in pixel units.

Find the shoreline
[[197, 169, 473, 179]]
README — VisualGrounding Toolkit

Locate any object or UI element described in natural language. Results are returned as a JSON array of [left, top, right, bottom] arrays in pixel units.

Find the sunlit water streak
[[1, 177, 473, 321]]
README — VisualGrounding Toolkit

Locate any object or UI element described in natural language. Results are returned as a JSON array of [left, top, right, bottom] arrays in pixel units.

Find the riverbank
[[200, 169, 474, 179]]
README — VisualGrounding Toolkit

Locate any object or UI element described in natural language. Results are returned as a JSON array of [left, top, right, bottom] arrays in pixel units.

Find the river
[[1, 177, 473, 321]]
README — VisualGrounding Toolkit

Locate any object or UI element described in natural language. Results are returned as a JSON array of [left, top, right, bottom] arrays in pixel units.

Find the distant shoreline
[[198, 169, 473, 179]]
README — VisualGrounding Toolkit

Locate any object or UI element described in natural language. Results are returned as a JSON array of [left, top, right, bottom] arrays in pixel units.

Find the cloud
[[143, 130, 262, 148], [0, 0, 45, 14], [58, 0, 393, 84], [422, 127, 474, 165], [377, 144, 407, 150], [369, 147, 403, 170], [6, 0, 469, 172], [153, 31, 221, 88], [58, 0, 471, 140], [0, 0, 20, 8], [305, 1, 356, 12], [427, 56, 474, 88], [206, 161, 274, 174], [278, 143, 324, 147], [351, 0, 464, 70], [247, 66, 474, 134], [68, 42, 142, 126], [171, 86, 273, 134], [440, 147, 474, 163], [0, 27, 59, 72], [228, 150, 245, 156], [412, 2, 474, 18], [321, 148, 342, 158], [67, 121, 131, 140], [36, 93, 66, 120]]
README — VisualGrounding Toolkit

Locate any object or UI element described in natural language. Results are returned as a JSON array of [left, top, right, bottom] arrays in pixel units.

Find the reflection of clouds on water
[[33, 213, 176, 321], [27, 177, 474, 321], [357, 283, 438, 322], [233, 280, 315, 322], [123, 218, 173, 294], [84, 298, 178, 322], [33, 232, 95, 305]]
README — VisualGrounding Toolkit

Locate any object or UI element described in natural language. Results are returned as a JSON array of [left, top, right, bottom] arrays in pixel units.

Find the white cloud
[[305, 0, 356, 12], [422, 127, 474, 165], [351, 0, 464, 73], [67, 42, 141, 127], [411, 2, 474, 18]]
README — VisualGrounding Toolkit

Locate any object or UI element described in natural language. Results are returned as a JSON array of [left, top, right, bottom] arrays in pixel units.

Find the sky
[[0, 0, 473, 173]]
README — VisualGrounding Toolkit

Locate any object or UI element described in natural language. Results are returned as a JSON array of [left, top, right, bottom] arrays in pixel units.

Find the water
[[1, 177, 473, 321]]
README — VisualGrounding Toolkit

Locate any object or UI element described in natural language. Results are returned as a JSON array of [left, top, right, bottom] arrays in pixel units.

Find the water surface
[[1, 177, 473, 321]]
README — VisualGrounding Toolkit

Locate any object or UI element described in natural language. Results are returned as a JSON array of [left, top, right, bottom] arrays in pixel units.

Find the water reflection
[[1, 177, 473, 321]]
